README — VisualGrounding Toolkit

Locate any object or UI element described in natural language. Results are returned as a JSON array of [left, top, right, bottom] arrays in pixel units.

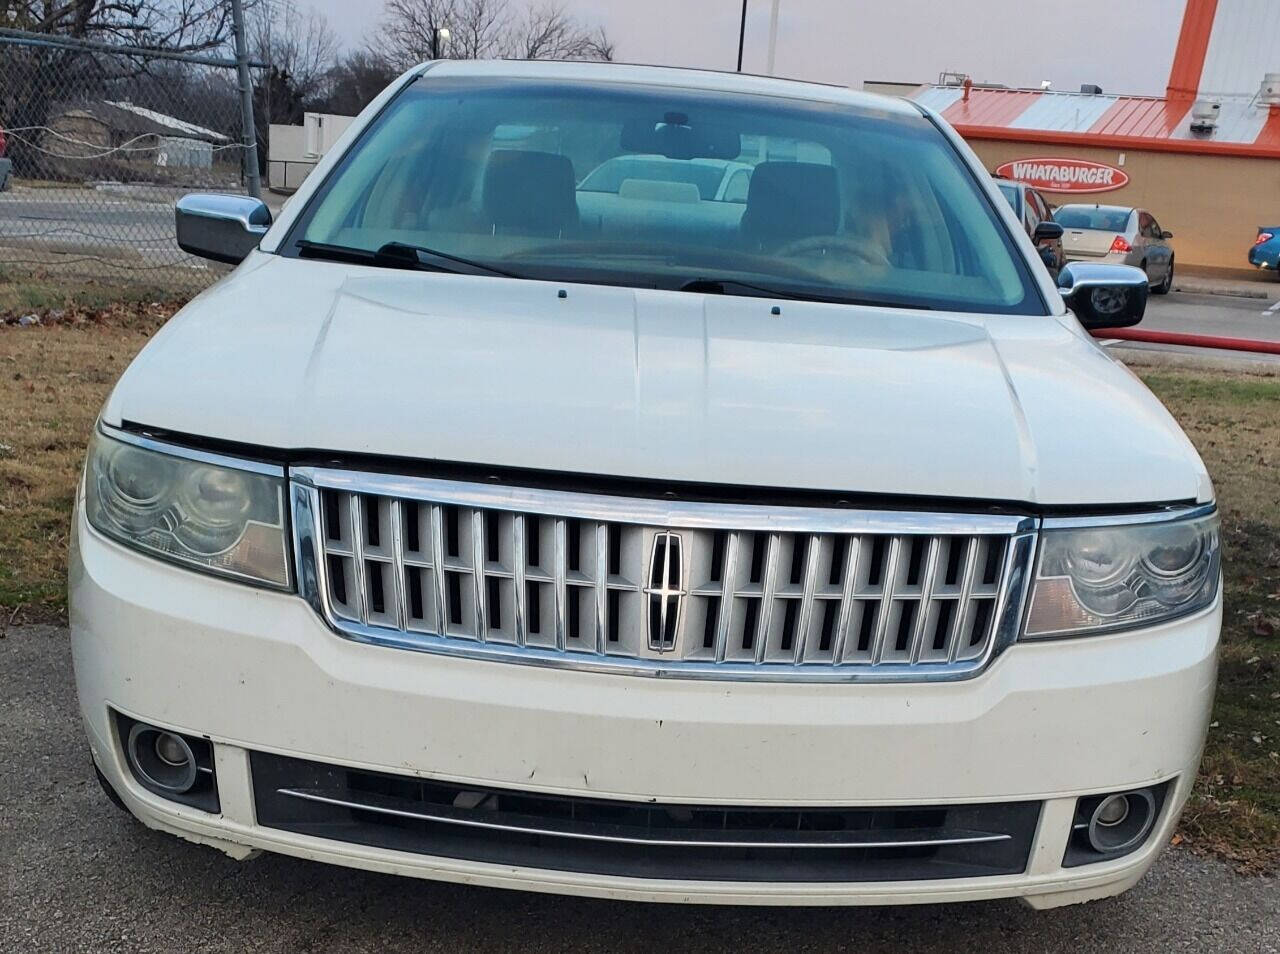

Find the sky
[[300, 0, 1186, 98]]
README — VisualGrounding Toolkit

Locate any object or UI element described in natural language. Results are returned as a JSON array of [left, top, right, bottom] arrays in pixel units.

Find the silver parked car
[[1054, 204, 1175, 294]]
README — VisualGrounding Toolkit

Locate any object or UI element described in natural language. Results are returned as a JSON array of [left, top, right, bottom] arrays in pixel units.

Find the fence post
[[230, 0, 261, 199]]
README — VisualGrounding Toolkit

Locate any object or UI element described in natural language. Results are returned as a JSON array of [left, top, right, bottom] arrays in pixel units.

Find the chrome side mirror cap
[[175, 193, 272, 265], [1057, 262, 1148, 330]]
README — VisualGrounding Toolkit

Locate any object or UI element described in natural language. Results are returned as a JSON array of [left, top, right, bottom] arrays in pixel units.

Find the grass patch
[[0, 300, 1277, 871], [1136, 369, 1280, 873], [0, 294, 182, 620]]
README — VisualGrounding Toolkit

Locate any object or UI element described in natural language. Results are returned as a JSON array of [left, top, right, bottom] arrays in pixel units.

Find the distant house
[[43, 100, 232, 178]]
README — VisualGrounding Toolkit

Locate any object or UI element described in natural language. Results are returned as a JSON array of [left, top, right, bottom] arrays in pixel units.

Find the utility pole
[[765, 0, 780, 75], [230, 0, 261, 199], [736, 0, 747, 72]]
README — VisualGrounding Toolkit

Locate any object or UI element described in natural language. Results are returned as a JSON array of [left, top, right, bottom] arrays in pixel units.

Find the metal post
[[736, 0, 747, 72], [765, 0, 780, 75], [231, 0, 261, 199]]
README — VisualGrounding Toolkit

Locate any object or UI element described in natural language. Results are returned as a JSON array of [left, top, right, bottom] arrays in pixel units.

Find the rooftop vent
[[1260, 73, 1280, 106], [1080, 84, 1104, 95], [1189, 100, 1220, 135]]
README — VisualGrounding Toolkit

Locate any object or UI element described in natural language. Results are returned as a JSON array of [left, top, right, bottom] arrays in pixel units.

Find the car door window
[[1148, 215, 1164, 240]]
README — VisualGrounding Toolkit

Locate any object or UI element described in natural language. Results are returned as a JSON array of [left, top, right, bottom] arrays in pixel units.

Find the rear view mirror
[[1161, 230, 1174, 239], [1058, 262, 1149, 330], [1032, 221, 1063, 243], [620, 114, 741, 160], [176, 193, 271, 265]]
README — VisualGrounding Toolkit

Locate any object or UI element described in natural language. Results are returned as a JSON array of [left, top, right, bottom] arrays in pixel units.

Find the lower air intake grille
[[251, 751, 1041, 883], [293, 470, 1036, 681]]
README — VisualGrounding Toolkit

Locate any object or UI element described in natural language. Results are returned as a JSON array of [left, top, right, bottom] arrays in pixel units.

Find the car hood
[[104, 254, 1211, 508]]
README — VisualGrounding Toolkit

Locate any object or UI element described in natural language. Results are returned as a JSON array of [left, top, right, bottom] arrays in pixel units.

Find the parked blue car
[[1250, 226, 1280, 272]]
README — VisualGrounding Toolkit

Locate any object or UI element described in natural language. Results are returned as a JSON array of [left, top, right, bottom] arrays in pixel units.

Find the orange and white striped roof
[[911, 0, 1280, 159]]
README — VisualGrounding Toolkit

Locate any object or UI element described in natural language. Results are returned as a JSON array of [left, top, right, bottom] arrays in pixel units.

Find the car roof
[[419, 59, 921, 116], [1056, 204, 1134, 214]]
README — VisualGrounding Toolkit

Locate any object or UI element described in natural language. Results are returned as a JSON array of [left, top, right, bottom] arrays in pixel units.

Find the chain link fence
[[0, 28, 260, 294]]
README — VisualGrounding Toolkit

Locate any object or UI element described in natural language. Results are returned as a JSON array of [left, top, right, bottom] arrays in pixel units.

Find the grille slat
[[307, 481, 1032, 681]]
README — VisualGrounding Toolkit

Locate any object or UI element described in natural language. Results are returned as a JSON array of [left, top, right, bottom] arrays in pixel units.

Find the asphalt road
[[3, 624, 1278, 953], [1091, 285, 1280, 367]]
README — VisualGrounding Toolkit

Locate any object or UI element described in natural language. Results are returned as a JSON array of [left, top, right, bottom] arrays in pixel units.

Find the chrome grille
[[292, 469, 1036, 682]]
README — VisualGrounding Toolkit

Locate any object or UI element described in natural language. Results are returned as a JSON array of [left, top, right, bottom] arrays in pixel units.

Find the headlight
[[84, 430, 290, 589], [1023, 511, 1219, 638]]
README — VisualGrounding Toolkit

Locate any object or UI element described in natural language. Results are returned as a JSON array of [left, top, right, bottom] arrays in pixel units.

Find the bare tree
[[251, 0, 338, 105], [503, 3, 614, 61], [320, 50, 402, 117], [377, 0, 612, 68]]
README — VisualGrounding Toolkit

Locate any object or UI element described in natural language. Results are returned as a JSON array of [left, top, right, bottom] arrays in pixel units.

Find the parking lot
[[2, 624, 1277, 954]]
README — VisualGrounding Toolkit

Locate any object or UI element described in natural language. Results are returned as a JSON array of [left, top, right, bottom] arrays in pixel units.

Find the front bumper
[[70, 513, 1219, 907]]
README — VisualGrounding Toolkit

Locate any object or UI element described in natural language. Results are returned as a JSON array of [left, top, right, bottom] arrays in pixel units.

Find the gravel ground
[[3, 624, 1277, 953]]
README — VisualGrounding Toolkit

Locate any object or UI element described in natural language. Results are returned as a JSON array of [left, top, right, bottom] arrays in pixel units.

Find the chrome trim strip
[[909, 537, 942, 663], [712, 531, 739, 663], [754, 532, 781, 663], [292, 467, 1035, 536], [793, 534, 822, 664], [832, 535, 862, 663], [99, 423, 285, 477], [512, 514, 527, 647], [429, 505, 448, 638], [946, 537, 982, 663], [1040, 503, 1216, 529], [275, 788, 1013, 850], [869, 536, 903, 664]]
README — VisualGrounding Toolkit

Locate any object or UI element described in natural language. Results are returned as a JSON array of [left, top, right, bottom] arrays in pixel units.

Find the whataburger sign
[[994, 157, 1129, 194]]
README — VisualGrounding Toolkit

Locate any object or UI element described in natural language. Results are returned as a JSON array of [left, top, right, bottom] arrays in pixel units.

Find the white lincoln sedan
[[71, 60, 1218, 908]]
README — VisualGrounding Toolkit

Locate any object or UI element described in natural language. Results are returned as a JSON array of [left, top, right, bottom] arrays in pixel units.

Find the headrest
[[741, 162, 839, 245], [482, 149, 578, 236]]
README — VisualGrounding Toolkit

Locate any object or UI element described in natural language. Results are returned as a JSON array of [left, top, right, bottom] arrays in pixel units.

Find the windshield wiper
[[677, 277, 928, 310], [296, 239, 520, 279]]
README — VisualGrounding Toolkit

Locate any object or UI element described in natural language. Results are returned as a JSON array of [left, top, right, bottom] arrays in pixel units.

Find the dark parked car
[[995, 177, 1064, 277], [1249, 226, 1280, 274]]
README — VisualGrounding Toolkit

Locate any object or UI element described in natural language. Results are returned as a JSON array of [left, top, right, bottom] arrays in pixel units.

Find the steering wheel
[[773, 234, 891, 268]]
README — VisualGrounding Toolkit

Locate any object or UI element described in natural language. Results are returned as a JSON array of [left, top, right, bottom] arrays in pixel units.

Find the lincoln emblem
[[644, 532, 684, 652]]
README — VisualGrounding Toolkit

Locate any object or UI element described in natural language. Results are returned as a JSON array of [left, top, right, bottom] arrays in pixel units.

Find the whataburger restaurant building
[[906, 0, 1280, 273]]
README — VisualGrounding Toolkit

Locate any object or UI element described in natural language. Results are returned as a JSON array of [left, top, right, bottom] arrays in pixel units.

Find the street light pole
[[736, 0, 747, 72]]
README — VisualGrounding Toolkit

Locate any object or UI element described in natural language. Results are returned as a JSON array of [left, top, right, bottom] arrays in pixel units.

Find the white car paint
[[103, 253, 1209, 507], [75, 59, 1218, 908]]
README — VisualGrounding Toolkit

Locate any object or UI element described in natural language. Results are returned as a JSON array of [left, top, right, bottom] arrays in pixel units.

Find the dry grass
[[0, 273, 182, 617], [1135, 368, 1280, 873], [0, 283, 1277, 871]]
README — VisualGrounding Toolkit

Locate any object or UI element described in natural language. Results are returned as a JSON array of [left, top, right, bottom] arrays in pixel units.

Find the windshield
[[290, 77, 1042, 314], [1054, 206, 1132, 232]]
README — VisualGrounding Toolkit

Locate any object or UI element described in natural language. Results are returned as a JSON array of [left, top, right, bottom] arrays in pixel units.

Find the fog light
[[114, 711, 220, 813], [1094, 793, 1130, 827], [1087, 789, 1155, 854], [1064, 782, 1170, 867], [126, 723, 198, 794], [155, 732, 190, 767]]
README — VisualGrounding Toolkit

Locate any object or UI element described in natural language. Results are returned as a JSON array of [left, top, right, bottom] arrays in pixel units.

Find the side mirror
[[176, 193, 271, 265], [1058, 262, 1149, 330], [1032, 221, 1064, 243], [1161, 230, 1174, 240]]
